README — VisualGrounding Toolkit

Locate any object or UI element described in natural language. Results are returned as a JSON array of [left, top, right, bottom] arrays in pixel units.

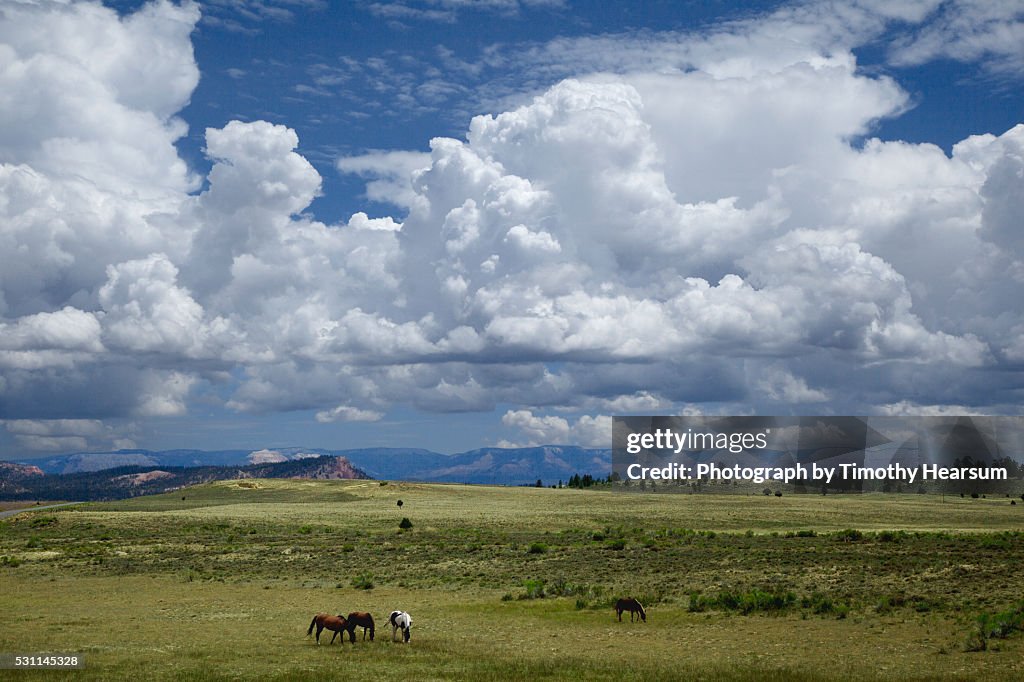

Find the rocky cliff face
[[246, 455, 365, 480], [0, 462, 45, 495]]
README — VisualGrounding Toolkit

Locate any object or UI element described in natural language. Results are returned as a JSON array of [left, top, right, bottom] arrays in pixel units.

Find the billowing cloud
[[336, 150, 431, 211], [2, 418, 136, 452], [1, 0, 1022, 454], [497, 410, 612, 448]]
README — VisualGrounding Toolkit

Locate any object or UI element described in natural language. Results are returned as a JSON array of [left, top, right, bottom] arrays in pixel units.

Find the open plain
[[2, 480, 1023, 680]]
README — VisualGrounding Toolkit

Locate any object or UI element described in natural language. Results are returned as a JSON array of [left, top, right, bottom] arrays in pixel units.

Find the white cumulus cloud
[[1, 0, 1023, 453]]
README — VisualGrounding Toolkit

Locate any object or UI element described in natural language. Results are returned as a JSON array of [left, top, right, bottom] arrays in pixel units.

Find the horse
[[306, 612, 351, 644], [615, 597, 646, 623], [346, 611, 375, 641], [388, 610, 412, 643]]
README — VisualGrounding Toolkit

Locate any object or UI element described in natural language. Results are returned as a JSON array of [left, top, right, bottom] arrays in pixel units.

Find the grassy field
[[2, 480, 1024, 680], [0, 501, 67, 514]]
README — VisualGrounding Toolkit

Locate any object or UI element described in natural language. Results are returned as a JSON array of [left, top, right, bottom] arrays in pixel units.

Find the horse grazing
[[389, 610, 412, 643], [306, 613, 351, 644], [615, 597, 646, 623], [346, 611, 375, 641]]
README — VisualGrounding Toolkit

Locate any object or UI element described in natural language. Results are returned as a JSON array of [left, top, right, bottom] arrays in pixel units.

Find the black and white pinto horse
[[388, 610, 412, 643]]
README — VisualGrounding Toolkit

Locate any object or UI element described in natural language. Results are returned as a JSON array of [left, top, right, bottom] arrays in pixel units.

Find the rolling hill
[[1, 445, 613, 500], [0, 455, 368, 501]]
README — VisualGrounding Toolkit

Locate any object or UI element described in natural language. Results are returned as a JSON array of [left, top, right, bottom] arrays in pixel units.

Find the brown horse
[[615, 597, 646, 622], [306, 613, 351, 644], [346, 611, 375, 641]]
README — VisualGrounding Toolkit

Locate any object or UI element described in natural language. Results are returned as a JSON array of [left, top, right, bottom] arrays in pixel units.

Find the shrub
[[547, 578, 600, 599], [527, 542, 547, 554], [964, 602, 1024, 651], [876, 594, 942, 614], [834, 528, 863, 542], [351, 573, 375, 590], [875, 595, 902, 614], [520, 579, 546, 600], [689, 588, 796, 615], [399, 517, 413, 530], [735, 588, 794, 614], [802, 592, 849, 618], [555, 581, 604, 607]]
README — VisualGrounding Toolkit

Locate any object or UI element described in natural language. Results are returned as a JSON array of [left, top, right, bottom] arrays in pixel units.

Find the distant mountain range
[[0, 455, 369, 501], [0, 445, 612, 501]]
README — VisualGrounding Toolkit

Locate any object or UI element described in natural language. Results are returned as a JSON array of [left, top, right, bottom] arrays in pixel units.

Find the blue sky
[[1, 0, 1023, 458]]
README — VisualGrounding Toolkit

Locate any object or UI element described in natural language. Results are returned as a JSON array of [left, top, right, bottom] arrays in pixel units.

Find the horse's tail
[[306, 616, 317, 637]]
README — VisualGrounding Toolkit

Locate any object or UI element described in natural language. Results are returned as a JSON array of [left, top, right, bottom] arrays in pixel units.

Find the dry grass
[[2, 480, 1024, 680]]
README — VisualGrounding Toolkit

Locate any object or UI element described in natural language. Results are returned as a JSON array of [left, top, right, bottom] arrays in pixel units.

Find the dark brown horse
[[306, 612, 351, 644], [346, 611, 375, 641], [615, 597, 646, 622]]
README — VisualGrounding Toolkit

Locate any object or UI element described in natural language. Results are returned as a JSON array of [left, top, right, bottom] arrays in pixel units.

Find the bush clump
[[28, 516, 57, 528], [689, 588, 796, 615], [351, 573, 375, 590], [965, 602, 1024, 651], [834, 528, 863, 542], [801, 592, 849, 618], [520, 578, 546, 600]]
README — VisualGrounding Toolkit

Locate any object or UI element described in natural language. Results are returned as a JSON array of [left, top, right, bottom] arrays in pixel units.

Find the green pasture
[[2, 480, 1024, 680]]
